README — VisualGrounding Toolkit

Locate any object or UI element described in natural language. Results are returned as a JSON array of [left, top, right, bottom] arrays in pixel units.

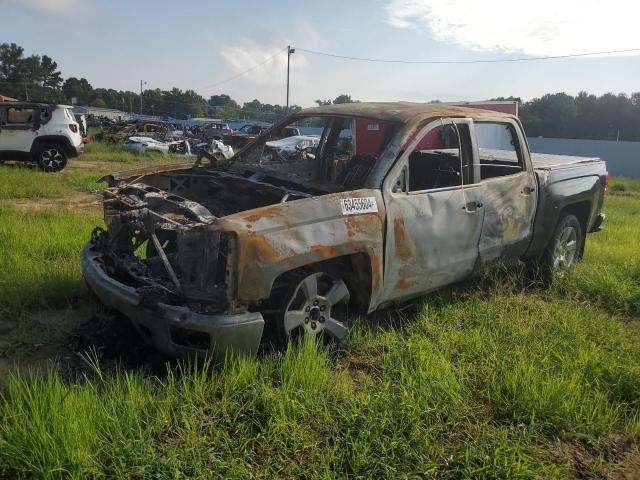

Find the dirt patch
[[0, 301, 169, 382], [334, 352, 378, 388], [4, 192, 101, 212], [69, 157, 191, 172], [68, 159, 132, 171], [69, 307, 169, 376], [0, 304, 94, 380], [550, 434, 640, 479]]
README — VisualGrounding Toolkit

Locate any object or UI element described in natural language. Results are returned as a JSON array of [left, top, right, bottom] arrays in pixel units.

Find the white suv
[[0, 102, 84, 172]]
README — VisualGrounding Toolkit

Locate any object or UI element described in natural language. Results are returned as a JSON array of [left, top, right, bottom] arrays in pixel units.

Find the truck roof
[[299, 101, 515, 124]]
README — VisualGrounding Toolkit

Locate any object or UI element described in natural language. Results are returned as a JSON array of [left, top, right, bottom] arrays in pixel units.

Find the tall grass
[[82, 140, 189, 164], [4, 293, 638, 478], [0, 166, 103, 199], [0, 177, 638, 478], [554, 177, 640, 316], [0, 204, 101, 319]]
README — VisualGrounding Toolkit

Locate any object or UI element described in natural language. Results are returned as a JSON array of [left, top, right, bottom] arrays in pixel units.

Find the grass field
[[0, 146, 639, 478]]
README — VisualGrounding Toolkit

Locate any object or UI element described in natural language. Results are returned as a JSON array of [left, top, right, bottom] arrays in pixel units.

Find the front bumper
[[70, 142, 84, 157], [81, 244, 264, 358]]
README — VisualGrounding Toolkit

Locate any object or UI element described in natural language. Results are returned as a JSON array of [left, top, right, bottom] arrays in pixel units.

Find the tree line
[[2, 42, 640, 140]]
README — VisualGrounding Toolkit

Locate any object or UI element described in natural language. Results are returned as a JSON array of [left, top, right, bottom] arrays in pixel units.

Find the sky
[[2, 0, 640, 107]]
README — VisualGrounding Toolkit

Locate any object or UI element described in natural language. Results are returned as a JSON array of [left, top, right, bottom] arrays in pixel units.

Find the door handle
[[463, 201, 483, 212]]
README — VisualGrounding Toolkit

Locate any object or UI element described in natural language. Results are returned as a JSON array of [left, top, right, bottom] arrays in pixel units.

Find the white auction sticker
[[340, 197, 378, 215]]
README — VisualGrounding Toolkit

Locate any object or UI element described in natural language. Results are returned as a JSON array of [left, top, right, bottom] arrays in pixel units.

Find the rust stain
[[244, 213, 263, 223], [345, 215, 368, 238], [395, 277, 410, 291], [394, 218, 412, 261], [239, 205, 285, 224], [369, 251, 382, 297], [247, 234, 282, 262], [310, 245, 342, 258]]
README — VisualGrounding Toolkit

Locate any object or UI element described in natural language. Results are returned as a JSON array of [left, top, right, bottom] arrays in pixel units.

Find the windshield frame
[[221, 112, 404, 191]]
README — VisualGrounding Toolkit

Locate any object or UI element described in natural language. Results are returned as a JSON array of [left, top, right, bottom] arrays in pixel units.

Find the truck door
[[473, 120, 538, 262], [0, 105, 39, 152], [381, 118, 485, 301]]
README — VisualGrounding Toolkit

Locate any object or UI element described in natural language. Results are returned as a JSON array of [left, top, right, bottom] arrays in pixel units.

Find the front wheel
[[36, 143, 68, 172], [282, 271, 351, 341]]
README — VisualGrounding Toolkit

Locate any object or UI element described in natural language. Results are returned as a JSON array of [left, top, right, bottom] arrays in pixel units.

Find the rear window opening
[[6, 107, 34, 124], [475, 122, 525, 180]]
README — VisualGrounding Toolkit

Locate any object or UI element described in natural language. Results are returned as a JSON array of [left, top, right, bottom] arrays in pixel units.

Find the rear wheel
[[36, 143, 68, 172], [525, 213, 583, 285], [282, 271, 351, 341]]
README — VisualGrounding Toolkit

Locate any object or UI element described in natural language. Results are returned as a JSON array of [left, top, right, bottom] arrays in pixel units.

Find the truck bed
[[530, 152, 601, 170], [477, 149, 603, 172]]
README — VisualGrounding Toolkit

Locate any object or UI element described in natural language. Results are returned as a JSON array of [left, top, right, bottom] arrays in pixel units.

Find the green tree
[[92, 97, 107, 108], [62, 77, 93, 105], [0, 43, 27, 99], [333, 94, 355, 104]]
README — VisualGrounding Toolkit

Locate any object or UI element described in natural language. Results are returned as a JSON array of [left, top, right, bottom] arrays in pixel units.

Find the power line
[[293, 46, 640, 64], [196, 48, 287, 93]]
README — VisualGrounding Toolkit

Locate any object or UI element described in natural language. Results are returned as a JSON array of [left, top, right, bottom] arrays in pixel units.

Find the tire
[[525, 214, 583, 286], [280, 271, 351, 342], [36, 143, 68, 172]]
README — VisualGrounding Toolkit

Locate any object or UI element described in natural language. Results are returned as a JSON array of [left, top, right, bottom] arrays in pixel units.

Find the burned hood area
[[89, 112, 400, 317]]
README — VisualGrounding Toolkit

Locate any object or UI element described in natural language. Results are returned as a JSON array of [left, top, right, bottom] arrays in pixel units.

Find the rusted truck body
[[81, 103, 607, 357]]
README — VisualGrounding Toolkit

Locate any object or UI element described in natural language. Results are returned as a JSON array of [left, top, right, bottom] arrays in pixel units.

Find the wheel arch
[[31, 135, 74, 157], [558, 201, 590, 257], [265, 252, 374, 315]]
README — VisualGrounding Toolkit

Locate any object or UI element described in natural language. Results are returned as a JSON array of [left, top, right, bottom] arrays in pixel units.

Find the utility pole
[[286, 46, 295, 111], [140, 80, 147, 115]]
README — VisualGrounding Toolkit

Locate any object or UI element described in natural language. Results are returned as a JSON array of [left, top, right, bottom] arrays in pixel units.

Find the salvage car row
[[0, 101, 320, 172]]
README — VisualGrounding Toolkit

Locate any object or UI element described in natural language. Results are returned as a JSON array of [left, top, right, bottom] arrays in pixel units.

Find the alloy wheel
[[40, 148, 64, 170], [284, 272, 350, 340], [553, 226, 578, 268]]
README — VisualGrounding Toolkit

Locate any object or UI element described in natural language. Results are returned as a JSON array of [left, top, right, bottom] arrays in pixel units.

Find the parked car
[[201, 122, 233, 142], [230, 124, 300, 148], [103, 122, 168, 143], [82, 102, 607, 358], [123, 136, 172, 154], [123, 136, 193, 155], [194, 139, 234, 164], [264, 135, 320, 161], [0, 102, 84, 172]]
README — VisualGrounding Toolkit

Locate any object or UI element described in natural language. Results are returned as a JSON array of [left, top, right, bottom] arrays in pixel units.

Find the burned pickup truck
[[81, 103, 607, 357]]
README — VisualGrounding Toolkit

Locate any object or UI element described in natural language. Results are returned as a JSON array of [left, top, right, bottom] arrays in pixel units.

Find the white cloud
[[5, 0, 83, 16], [386, 0, 640, 56], [220, 43, 303, 87]]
